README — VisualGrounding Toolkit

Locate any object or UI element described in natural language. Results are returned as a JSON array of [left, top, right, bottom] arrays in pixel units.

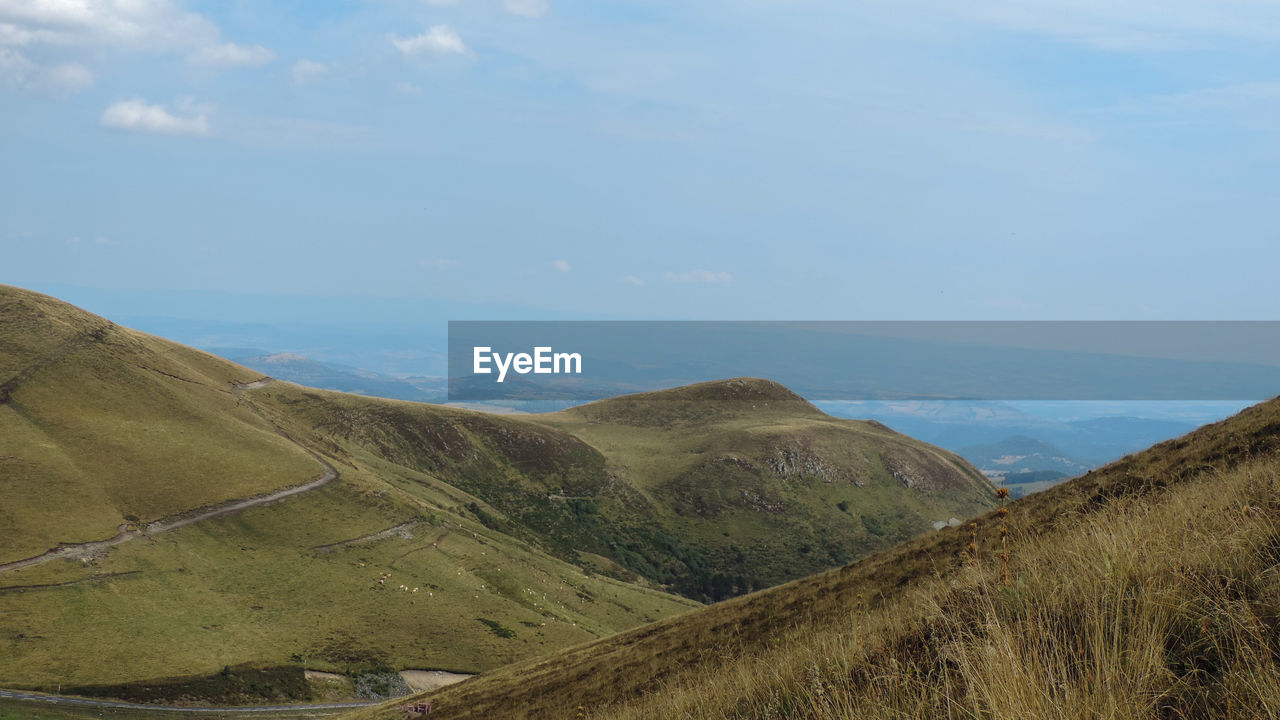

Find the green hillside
[[0, 286, 696, 691], [0, 285, 990, 700], [532, 380, 995, 598], [342, 392, 1280, 720], [0, 286, 320, 561]]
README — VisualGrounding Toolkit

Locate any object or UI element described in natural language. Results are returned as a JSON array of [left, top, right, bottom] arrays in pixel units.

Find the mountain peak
[[559, 377, 821, 426]]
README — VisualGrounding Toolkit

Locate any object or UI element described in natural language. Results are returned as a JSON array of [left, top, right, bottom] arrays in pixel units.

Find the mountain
[[342, 392, 1280, 719], [822, 400, 1205, 465], [957, 435, 1093, 477], [0, 286, 695, 693], [0, 284, 991, 700], [530, 380, 995, 598]]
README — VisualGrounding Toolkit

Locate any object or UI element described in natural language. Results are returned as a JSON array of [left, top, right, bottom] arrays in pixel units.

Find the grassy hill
[[0, 284, 989, 700], [0, 286, 696, 691], [532, 380, 994, 598], [0, 285, 320, 561], [957, 434, 1093, 477], [341, 392, 1280, 719]]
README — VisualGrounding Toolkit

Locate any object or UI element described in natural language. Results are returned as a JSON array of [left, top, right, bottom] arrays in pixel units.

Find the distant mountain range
[[820, 401, 1204, 461], [217, 349, 447, 403], [956, 435, 1092, 476]]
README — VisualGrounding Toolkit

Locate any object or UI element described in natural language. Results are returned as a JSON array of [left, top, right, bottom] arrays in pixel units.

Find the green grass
[[339, 393, 1280, 719], [530, 380, 995, 598], [0, 286, 318, 561], [0, 285, 696, 691], [0, 471, 696, 688], [267, 378, 994, 603], [0, 695, 352, 720], [0, 285, 990, 696]]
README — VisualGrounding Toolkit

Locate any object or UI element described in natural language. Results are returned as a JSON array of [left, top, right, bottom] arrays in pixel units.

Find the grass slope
[[341, 393, 1280, 719], [534, 380, 994, 597], [0, 286, 696, 690], [0, 285, 990, 695], [269, 378, 994, 604], [0, 285, 320, 561]]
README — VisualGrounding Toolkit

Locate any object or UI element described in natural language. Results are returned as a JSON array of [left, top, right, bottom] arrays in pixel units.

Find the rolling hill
[[0, 284, 991, 700], [0, 285, 698, 692], [957, 435, 1092, 477], [341, 390, 1280, 719]]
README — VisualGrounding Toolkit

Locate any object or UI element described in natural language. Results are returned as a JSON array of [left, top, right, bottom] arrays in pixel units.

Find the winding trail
[[0, 688, 375, 714], [0, 378, 341, 575]]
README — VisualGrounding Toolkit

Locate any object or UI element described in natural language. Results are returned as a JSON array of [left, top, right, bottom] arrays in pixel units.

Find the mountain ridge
[[0, 284, 991, 695]]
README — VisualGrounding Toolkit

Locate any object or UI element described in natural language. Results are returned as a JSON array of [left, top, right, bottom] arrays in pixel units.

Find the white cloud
[[291, 59, 329, 85], [1117, 82, 1280, 134], [932, 0, 1280, 51], [421, 258, 459, 270], [393, 81, 423, 96], [0, 1, 274, 87], [0, 0, 220, 51], [100, 97, 212, 136], [552, 259, 571, 272], [505, 0, 549, 19], [622, 275, 645, 286], [0, 48, 92, 94], [662, 269, 733, 286], [189, 42, 274, 68], [0, 46, 32, 86], [45, 62, 93, 92], [391, 25, 468, 57]]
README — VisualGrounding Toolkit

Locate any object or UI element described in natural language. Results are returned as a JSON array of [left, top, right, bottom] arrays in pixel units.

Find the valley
[[0, 285, 992, 705]]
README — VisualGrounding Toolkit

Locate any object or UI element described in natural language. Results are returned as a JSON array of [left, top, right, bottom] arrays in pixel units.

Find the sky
[[4, 0, 1280, 323]]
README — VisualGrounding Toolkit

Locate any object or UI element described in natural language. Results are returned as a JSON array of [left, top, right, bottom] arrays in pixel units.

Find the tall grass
[[600, 459, 1280, 719]]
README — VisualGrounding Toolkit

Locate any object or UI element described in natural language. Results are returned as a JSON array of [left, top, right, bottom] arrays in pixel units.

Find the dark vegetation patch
[[476, 618, 517, 639], [366, 395, 1280, 720], [60, 665, 310, 706]]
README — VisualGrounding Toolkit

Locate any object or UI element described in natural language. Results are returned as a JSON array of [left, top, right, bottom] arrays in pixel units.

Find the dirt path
[[0, 378, 341, 575], [309, 521, 419, 553], [398, 670, 473, 694]]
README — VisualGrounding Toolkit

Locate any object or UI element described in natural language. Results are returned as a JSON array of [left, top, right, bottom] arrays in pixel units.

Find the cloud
[[1117, 82, 1280, 134], [66, 235, 114, 249], [421, 258, 459, 270], [0, 48, 92, 94], [189, 42, 274, 68], [552, 259, 571, 272], [393, 81, 423, 96], [391, 25, 468, 57], [291, 59, 329, 85], [505, 0, 550, 19], [100, 97, 212, 136], [0, 46, 32, 86], [45, 62, 93, 92], [0, 0, 220, 51], [662, 269, 733, 286], [622, 275, 645, 286], [933, 0, 1280, 51], [0, 1, 274, 87]]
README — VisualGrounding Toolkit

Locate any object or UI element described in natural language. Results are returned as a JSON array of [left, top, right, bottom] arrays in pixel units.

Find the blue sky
[[3, 0, 1280, 323]]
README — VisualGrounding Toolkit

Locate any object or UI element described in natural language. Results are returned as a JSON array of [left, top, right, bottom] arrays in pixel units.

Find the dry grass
[[599, 458, 1280, 719], [342, 395, 1280, 720]]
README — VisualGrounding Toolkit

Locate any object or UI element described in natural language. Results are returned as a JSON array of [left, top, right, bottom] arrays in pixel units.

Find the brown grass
[[341, 395, 1280, 720], [597, 457, 1280, 719]]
